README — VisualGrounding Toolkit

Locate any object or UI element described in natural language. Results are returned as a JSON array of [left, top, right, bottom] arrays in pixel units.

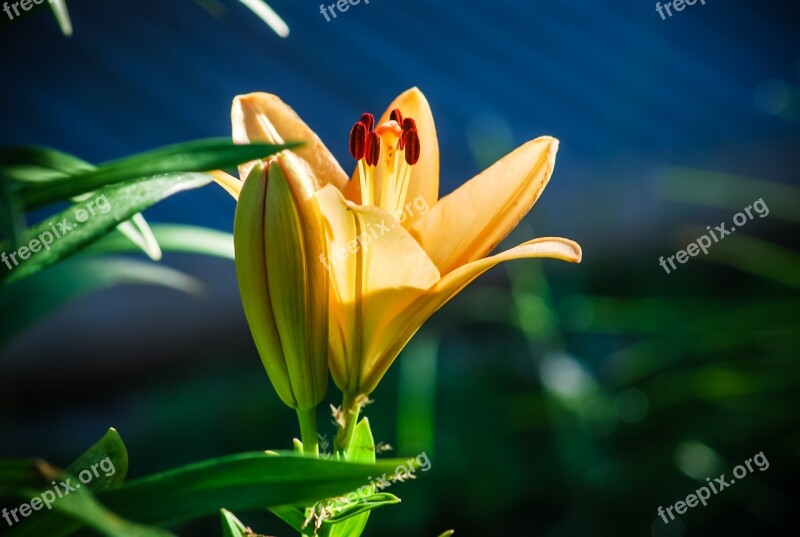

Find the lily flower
[[216, 88, 581, 435]]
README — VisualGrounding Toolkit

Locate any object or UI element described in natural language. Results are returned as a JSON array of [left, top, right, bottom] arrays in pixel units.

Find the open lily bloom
[[217, 88, 581, 399]]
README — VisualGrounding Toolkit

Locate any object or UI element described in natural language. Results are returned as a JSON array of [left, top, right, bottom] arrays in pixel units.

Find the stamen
[[364, 132, 380, 205], [348, 111, 420, 213], [350, 121, 369, 205], [365, 132, 380, 167], [390, 108, 404, 125], [349, 122, 367, 160], [402, 130, 420, 165], [360, 112, 375, 132], [392, 130, 419, 216], [402, 118, 417, 133]]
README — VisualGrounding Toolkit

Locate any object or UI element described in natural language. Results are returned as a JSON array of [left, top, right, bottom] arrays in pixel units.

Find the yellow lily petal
[[232, 92, 349, 190], [342, 88, 439, 225], [233, 163, 296, 407], [316, 185, 440, 393], [360, 236, 581, 393], [211, 170, 242, 200], [410, 136, 559, 274]]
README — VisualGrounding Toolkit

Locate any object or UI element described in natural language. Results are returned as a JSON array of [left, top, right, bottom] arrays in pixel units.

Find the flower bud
[[233, 157, 328, 410]]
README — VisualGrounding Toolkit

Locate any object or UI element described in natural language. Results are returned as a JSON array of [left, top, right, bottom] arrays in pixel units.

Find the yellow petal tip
[[210, 170, 242, 200]]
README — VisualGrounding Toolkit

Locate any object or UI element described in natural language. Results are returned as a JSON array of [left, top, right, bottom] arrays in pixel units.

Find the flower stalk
[[333, 392, 363, 455], [296, 407, 319, 456]]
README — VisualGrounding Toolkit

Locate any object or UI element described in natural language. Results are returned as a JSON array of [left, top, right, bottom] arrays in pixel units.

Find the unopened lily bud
[[233, 158, 328, 410]]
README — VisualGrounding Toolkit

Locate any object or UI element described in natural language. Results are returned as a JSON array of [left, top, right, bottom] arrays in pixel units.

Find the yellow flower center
[[349, 109, 420, 219]]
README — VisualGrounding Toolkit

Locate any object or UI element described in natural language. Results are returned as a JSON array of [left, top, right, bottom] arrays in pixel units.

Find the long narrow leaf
[[1, 148, 163, 260], [4, 172, 212, 282], [116, 214, 162, 261], [95, 452, 416, 528], [64, 428, 129, 492], [9, 452, 422, 537], [87, 224, 235, 260], [48, 0, 73, 36], [238, 0, 289, 37], [220, 509, 251, 537], [2, 430, 171, 537], [0, 146, 93, 183], [19, 139, 297, 209]]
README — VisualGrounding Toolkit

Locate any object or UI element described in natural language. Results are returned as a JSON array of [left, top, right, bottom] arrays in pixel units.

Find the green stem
[[334, 392, 361, 455], [296, 407, 319, 457]]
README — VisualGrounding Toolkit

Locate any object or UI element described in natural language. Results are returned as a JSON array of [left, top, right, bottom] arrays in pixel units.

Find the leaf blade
[[5, 172, 212, 282], [19, 139, 298, 209]]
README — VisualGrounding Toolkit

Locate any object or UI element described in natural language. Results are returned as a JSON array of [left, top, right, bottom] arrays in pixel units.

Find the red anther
[[365, 131, 381, 166], [403, 130, 420, 165], [349, 122, 367, 160], [402, 117, 417, 133], [390, 108, 404, 125], [360, 112, 375, 132]]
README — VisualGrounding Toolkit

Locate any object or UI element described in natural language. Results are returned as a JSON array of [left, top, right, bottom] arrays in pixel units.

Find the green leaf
[[0, 459, 60, 493], [0, 146, 93, 183], [0, 257, 201, 347], [48, 0, 73, 36], [0, 148, 161, 261], [220, 509, 250, 537], [116, 213, 162, 261], [1, 430, 172, 537], [271, 492, 400, 536], [272, 420, 404, 537], [324, 492, 400, 524], [19, 139, 298, 209], [88, 224, 235, 260], [238, 0, 290, 37], [7, 450, 417, 537], [96, 452, 412, 528], [268, 505, 309, 535], [0, 460, 173, 537], [345, 418, 377, 464], [64, 428, 129, 493], [320, 418, 378, 537], [6, 452, 416, 537], [3, 172, 212, 283]]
